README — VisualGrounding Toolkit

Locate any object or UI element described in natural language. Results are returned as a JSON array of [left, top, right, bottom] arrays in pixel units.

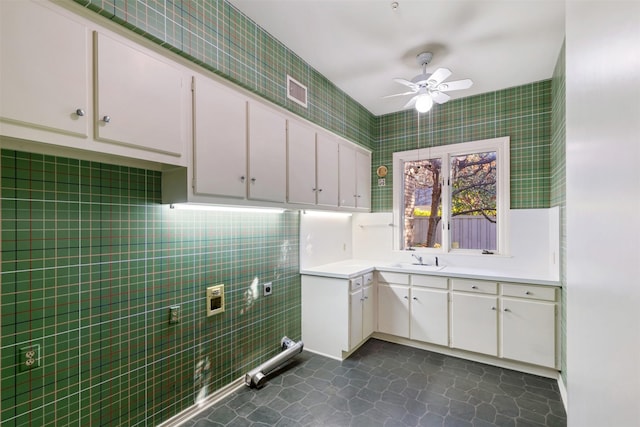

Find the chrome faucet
[[411, 254, 423, 265]]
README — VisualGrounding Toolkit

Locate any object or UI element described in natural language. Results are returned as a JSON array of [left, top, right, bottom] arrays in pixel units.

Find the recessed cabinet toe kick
[[302, 271, 560, 378]]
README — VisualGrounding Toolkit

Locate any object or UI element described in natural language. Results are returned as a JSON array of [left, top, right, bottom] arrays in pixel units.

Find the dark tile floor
[[180, 339, 566, 427]]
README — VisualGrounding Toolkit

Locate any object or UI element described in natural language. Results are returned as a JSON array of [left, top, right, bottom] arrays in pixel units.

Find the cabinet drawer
[[501, 283, 556, 302], [451, 278, 497, 294], [350, 276, 363, 291], [363, 272, 374, 287], [377, 271, 409, 285], [411, 275, 447, 289]]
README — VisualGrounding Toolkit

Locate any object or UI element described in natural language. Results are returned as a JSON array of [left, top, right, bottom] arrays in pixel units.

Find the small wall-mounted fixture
[[287, 75, 308, 108], [206, 285, 225, 316]]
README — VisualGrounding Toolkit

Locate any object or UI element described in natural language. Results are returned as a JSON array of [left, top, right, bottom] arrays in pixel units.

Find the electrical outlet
[[20, 344, 40, 371], [263, 282, 273, 296], [169, 306, 180, 324]]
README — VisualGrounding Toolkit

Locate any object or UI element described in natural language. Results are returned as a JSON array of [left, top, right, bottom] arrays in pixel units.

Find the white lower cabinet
[[302, 272, 374, 359], [377, 272, 410, 337], [304, 271, 558, 369], [349, 273, 375, 350], [500, 284, 557, 368], [377, 284, 410, 337], [377, 273, 449, 347], [410, 286, 449, 346], [450, 292, 499, 356]]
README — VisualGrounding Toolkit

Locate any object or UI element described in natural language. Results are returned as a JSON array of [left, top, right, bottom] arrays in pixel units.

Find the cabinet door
[[95, 33, 187, 158], [338, 144, 357, 208], [410, 287, 448, 346], [287, 120, 317, 205], [377, 284, 409, 338], [193, 77, 247, 198], [362, 285, 375, 339], [501, 298, 556, 368], [247, 101, 286, 203], [316, 132, 339, 207], [349, 289, 363, 350], [450, 293, 498, 356], [355, 150, 371, 209], [0, 1, 89, 137]]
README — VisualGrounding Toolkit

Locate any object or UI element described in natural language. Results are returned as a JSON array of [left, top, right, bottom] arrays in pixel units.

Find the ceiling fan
[[385, 52, 473, 113]]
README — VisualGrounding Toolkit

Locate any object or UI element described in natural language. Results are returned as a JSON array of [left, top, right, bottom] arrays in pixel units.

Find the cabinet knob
[[318, 188, 323, 192], [412, 297, 418, 300], [403, 296, 409, 299], [357, 194, 361, 198], [364, 296, 368, 300], [102, 115, 111, 123], [75, 108, 85, 117], [251, 177, 256, 183], [525, 291, 532, 295], [504, 308, 511, 312], [360, 298, 365, 302], [240, 176, 246, 182], [312, 188, 316, 192], [491, 306, 497, 311], [471, 285, 478, 289]]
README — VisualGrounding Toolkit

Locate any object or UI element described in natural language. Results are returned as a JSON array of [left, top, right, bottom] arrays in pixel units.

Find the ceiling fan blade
[[431, 91, 450, 104], [427, 68, 452, 87], [393, 78, 419, 90], [403, 95, 418, 109], [382, 90, 417, 99], [437, 78, 473, 92]]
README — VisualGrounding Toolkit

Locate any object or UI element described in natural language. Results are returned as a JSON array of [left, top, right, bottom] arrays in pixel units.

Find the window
[[393, 137, 510, 254]]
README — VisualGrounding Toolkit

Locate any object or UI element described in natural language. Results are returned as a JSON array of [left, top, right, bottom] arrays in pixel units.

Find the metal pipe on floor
[[244, 336, 304, 388]]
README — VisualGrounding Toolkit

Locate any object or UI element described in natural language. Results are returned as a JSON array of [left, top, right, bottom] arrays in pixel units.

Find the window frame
[[392, 136, 510, 255]]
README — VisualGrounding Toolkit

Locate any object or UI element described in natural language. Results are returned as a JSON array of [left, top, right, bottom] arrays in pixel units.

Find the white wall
[[565, 2, 640, 426], [299, 211, 353, 269], [352, 209, 559, 281]]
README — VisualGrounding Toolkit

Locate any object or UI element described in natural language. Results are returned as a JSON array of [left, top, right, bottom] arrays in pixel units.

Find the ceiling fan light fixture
[[415, 93, 433, 113]]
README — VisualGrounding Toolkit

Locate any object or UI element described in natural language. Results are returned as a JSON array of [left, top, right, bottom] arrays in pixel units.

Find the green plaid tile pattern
[[0, 150, 301, 426]]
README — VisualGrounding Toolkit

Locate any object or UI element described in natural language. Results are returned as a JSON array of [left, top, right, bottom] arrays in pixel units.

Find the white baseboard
[[157, 377, 245, 427], [557, 373, 568, 413]]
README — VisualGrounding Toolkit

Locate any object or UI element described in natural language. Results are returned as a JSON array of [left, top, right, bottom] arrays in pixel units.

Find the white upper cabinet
[[356, 150, 371, 209], [248, 101, 287, 203], [193, 76, 247, 199], [339, 143, 371, 210], [316, 132, 340, 207], [339, 143, 357, 208], [287, 122, 340, 208], [95, 32, 188, 158], [0, 0, 90, 137], [1, 1, 188, 166], [287, 120, 317, 205]]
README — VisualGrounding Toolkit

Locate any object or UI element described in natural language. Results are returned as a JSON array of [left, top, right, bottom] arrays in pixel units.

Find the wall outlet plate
[[263, 282, 273, 296], [169, 306, 180, 324], [20, 344, 40, 371]]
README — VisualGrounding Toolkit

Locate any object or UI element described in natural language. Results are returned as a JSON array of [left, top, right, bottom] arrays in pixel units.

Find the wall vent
[[286, 75, 308, 108]]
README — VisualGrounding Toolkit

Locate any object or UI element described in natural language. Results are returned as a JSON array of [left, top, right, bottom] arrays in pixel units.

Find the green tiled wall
[[551, 40, 567, 386], [372, 80, 552, 212], [72, 0, 376, 151], [0, 150, 301, 426]]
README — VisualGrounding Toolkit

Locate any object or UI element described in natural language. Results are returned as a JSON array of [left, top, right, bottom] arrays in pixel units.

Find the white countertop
[[300, 259, 560, 287]]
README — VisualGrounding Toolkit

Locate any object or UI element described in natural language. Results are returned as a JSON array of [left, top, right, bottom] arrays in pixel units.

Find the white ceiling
[[227, 0, 566, 116]]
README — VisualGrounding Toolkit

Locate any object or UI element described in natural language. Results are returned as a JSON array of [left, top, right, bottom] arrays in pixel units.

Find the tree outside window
[[394, 137, 509, 253]]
